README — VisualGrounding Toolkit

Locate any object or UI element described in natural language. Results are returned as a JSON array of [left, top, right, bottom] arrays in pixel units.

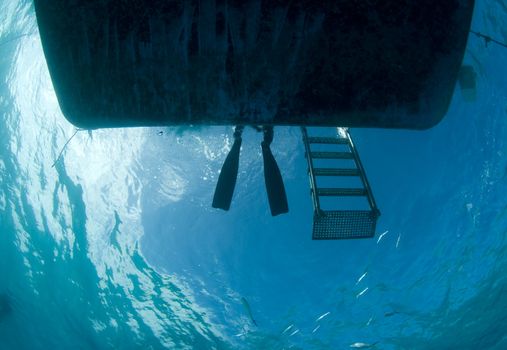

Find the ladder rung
[[314, 168, 360, 176], [317, 188, 367, 196], [307, 137, 348, 145], [311, 151, 353, 159]]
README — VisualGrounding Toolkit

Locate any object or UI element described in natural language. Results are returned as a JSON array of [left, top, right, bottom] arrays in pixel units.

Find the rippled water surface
[[1, 1, 507, 349]]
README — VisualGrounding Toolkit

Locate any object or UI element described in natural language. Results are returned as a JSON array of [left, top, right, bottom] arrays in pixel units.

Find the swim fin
[[261, 128, 288, 216], [212, 127, 243, 210]]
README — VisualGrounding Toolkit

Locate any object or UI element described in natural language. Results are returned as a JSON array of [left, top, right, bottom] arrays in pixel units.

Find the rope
[[470, 30, 507, 49], [51, 129, 81, 168]]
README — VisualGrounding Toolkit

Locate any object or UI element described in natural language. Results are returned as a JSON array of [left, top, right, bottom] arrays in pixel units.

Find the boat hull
[[34, 0, 475, 129]]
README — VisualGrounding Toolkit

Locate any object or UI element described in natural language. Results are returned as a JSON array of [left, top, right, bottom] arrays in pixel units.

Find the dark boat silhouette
[[34, 0, 474, 130]]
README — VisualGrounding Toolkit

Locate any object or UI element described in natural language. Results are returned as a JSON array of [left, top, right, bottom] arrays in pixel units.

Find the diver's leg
[[261, 126, 289, 215], [212, 126, 244, 210]]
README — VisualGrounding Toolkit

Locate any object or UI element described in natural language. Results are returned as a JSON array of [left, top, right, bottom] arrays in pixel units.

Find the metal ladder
[[302, 127, 380, 239]]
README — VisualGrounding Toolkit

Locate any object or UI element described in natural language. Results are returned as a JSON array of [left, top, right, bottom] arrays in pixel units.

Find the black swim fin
[[261, 127, 288, 216], [212, 127, 243, 210]]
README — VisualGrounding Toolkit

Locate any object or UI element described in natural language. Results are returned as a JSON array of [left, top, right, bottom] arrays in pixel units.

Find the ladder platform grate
[[313, 210, 377, 239], [314, 168, 360, 176], [316, 188, 367, 196], [307, 137, 348, 145], [311, 151, 354, 159]]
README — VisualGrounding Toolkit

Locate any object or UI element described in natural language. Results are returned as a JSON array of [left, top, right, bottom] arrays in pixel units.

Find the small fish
[[312, 325, 320, 333], [396, 234, 401, 248], [315, 311, 330, 322], [289, 329, 299, 337], [356, 287, 368, 298], [350, 342, 378, 348], [241, 297, 257, 326], [282, 324, 294, 334], [384, 311, 399, 317], [356, 272, 367, 285], [377, 230, 388, 244], [366, 316, 374, 326]]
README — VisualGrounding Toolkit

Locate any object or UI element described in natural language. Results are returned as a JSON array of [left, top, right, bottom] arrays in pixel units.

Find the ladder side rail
[[301, 127, 321, 214], [345, 130, 380, 217]]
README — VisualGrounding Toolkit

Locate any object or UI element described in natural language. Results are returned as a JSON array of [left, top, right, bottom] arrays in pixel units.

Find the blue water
[[1, 1, 507, 349]]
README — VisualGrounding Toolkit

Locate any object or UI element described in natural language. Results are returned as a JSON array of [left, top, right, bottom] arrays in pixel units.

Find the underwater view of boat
[[32, 0, 476, 240], [5, 0, 507, 348]]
